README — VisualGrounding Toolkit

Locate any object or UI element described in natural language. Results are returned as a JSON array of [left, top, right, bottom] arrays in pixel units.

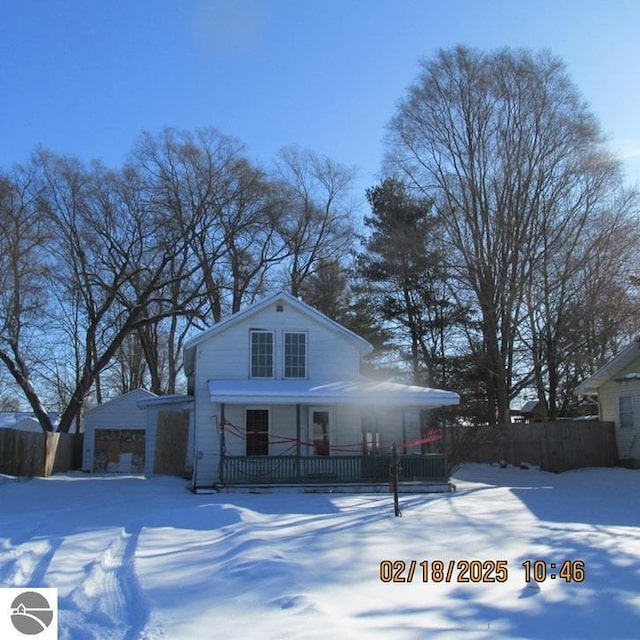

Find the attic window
[[276, 304, 284, 312]]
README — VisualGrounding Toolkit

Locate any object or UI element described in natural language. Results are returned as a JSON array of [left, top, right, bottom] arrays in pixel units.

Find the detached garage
[[83, 389, 155, 474], [82, 389, 194, 477]]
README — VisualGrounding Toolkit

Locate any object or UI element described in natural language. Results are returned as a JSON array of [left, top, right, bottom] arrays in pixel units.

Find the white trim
[[250, 329, 275, 379], [618, 394, 635, 430], [309, 406, 332, 456], [283, 330, 308, 379]]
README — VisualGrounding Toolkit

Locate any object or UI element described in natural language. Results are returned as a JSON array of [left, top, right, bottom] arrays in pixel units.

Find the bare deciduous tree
[[132, 127, 279, 323], [273, 146, 356, 296], [0, 151, 201, 432], [0, 167, 54, 429], [387, 46, 631, 423]]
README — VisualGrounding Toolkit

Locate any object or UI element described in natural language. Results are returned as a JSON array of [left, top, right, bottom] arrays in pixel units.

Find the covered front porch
[[192, 378, 458, 491]]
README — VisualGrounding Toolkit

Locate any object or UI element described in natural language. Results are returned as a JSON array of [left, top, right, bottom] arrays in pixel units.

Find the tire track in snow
[[60, 525, 163, 640]]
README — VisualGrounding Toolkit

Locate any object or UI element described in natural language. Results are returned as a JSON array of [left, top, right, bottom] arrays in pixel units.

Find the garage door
[[93, 429, 145, 473]]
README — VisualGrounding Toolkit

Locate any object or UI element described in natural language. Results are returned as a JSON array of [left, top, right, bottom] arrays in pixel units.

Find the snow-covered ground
[[1, 464, 639, 639]]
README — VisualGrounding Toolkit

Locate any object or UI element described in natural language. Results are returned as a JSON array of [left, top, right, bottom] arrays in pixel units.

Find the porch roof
[[207, 378, 460, 408], [136, 393, 194, 409]]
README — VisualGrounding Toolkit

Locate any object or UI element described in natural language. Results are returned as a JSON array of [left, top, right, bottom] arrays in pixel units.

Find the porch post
[[296, 403, 301, 479], [402, 410, 407, 455], [218, 403, 226, 485], [373, 415, 379, 481], [391, 441, 401, 517]]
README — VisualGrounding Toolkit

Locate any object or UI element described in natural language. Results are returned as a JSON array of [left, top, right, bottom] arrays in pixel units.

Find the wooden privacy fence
[[0, 429, 83, 477], [445, 421, 617, 473]]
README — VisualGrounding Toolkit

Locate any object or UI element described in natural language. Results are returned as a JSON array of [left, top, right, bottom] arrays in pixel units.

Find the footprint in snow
[[271, 594, 315, 612]]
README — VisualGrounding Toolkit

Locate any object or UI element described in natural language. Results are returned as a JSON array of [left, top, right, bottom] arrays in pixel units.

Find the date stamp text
[[379, 560, 585, 584]]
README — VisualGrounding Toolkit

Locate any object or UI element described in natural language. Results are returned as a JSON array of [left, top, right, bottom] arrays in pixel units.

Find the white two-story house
[[184, 290, 459, 489]]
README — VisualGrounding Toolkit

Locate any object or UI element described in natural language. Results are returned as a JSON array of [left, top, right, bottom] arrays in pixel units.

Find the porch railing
[[221, 454, 446, 485]]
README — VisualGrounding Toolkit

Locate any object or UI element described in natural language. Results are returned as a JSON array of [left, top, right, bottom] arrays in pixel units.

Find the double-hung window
[[250, 330, 274, 378], [619, 395, 634, 429], [284, 332, 307, 378]]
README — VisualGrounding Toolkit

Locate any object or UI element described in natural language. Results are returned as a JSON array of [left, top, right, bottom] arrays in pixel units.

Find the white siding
[[191, 300, 367, 485], [269, 405, 298, 455], [202, 403, 366, 461], [202, 404, 421, 460], [598, 364, 640, 460], [220, 404, 308, 457], [192, 394, 220, 486], [195, 301, 362, 383], [222, 404, 247, 456]]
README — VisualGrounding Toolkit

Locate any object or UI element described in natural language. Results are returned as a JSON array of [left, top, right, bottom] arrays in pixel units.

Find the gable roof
[[520, 400, 540, 413], [84, 389, 157, 415], [576, 337, 640, 396], [183, 291, 373, 376], [136, 393, 194, 408]]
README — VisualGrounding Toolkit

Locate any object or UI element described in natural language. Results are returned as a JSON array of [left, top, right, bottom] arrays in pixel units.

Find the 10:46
[[522, 560, 585, 583]]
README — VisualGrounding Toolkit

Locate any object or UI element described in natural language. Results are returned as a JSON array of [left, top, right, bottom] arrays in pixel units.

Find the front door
[[310, 408, 331, 456]]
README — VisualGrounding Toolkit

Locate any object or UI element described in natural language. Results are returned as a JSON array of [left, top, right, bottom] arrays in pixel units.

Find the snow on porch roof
[[207, 379, 460, 408]]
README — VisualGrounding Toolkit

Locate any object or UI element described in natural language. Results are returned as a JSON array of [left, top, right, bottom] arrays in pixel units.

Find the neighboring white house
[[576, 337, 640, 465], [184, 290, 460, 488], [0, 412, 60, 433]]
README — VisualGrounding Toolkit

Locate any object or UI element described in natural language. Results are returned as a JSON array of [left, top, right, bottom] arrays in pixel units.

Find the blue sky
[[2, 0, 640, 207]]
